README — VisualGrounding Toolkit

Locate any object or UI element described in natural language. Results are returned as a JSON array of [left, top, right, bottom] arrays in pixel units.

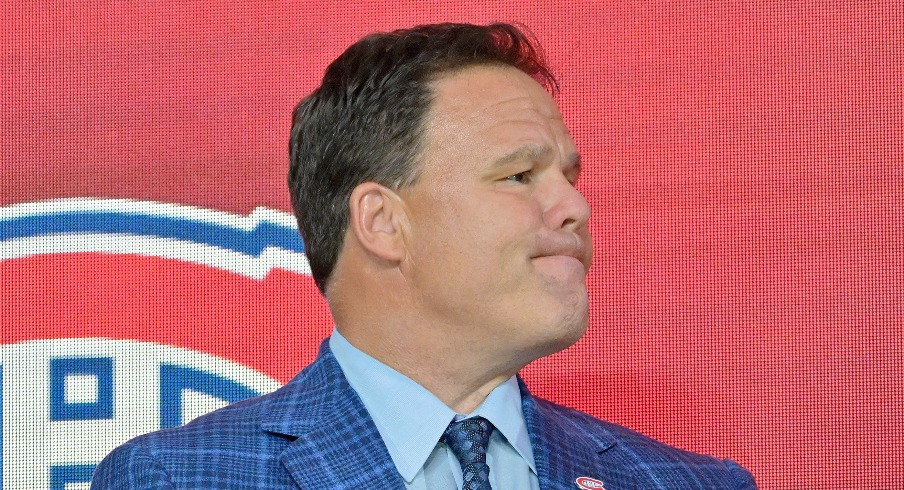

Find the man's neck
[[336, 322, 521, 414]]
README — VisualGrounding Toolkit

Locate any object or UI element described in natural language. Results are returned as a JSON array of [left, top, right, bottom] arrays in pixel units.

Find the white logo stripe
[[0, 198, 297, 231], [0, 234, 311, 279]]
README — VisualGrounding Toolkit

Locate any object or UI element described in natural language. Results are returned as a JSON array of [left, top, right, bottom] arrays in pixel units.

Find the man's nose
[[543, 176, 591, 232]]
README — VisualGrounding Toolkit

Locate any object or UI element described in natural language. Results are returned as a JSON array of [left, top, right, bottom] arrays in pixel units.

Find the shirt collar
[[469, 376, 535, 474], [329, 329, 535, 482]]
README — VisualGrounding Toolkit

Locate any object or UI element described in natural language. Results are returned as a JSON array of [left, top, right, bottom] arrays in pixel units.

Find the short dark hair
[[288, 23, 556, 293]]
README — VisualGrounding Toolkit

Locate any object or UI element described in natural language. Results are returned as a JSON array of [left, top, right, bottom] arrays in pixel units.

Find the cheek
[[462, 197, 544, 279], [408, 199, 473, 270], [411, 191, 543, 272]]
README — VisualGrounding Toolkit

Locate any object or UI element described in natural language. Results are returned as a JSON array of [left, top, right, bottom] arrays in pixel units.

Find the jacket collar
[[259, 341, 634, 489], [260, 340, 405, 489]]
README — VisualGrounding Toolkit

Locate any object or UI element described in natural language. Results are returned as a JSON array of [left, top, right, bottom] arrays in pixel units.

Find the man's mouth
[[531, 233, 591, 272]]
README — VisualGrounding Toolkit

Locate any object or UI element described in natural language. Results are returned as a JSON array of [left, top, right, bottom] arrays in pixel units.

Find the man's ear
[[347, 182, 408, 263]]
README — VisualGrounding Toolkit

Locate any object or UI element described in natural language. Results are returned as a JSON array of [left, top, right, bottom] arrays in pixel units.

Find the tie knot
[[443, 416, 494, 463], [443, 416, 495, 489]]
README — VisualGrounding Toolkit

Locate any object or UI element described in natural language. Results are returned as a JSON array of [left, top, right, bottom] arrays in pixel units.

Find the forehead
[[421, 65, 573, 164], [430, 65, 562, 119]]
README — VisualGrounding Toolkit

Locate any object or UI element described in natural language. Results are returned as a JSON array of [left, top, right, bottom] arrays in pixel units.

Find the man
[[93, 23, 756, 489]]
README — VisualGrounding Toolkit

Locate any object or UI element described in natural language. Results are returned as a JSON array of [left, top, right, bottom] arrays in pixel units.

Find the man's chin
[[557, 316, 589, 350], [530, 311, 589, 359]]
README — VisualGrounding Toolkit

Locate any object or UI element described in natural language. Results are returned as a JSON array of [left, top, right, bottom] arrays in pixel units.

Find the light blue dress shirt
[[330, 330, 540, 490]]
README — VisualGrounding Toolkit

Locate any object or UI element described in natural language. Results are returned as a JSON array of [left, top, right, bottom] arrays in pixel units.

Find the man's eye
[[505, 171, 530, 183]]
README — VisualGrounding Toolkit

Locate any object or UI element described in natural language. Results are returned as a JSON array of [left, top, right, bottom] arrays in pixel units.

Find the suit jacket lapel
[[520, 378, 636, 490], [258, 343, 638, 489], [261, 342, 406, 489]]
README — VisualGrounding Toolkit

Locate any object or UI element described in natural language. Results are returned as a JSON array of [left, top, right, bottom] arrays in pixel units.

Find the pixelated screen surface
[[1, 2, 901, 488]]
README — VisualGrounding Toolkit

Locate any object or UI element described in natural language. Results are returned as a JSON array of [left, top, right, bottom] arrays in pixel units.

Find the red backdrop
[[2, 2, 902, 488]]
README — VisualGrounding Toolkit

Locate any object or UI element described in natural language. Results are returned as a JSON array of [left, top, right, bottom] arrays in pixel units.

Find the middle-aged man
[[93, 23, 757, 489]]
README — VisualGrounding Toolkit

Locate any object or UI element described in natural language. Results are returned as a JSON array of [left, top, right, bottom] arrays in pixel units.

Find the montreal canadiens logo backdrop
[[0, 198, 334, 488], [2, 2, 903, 489]]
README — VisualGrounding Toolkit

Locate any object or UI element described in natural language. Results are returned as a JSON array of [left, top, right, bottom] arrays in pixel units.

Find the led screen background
[[1, 1, 901, 488]]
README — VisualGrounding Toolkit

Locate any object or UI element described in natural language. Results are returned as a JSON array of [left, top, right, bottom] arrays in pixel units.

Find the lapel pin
[[575, 476, 606, 489]]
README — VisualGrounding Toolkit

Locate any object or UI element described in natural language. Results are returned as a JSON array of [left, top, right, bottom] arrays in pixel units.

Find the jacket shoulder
[[92, 389, 295, 488], [91, 360, 331, 489], [91, 439, 175, 489]]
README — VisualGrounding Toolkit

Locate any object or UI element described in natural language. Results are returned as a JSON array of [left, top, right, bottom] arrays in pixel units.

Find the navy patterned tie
[[442, 416, 495, 490]]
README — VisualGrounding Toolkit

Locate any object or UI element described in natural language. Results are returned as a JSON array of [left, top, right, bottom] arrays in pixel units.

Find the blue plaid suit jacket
[[92, 342, 757, 489]]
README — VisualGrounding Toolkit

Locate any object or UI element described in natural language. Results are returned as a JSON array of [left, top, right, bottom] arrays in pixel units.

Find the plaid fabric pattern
[[92, 340, 757, 489]]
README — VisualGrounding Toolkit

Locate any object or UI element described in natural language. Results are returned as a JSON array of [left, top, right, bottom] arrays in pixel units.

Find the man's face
[[399, 65, 592, 366]]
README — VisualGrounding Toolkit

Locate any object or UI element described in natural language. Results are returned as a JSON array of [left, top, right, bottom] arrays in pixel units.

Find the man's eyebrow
[[492, 144, 582, 179], [492, 145, 554, 168]]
